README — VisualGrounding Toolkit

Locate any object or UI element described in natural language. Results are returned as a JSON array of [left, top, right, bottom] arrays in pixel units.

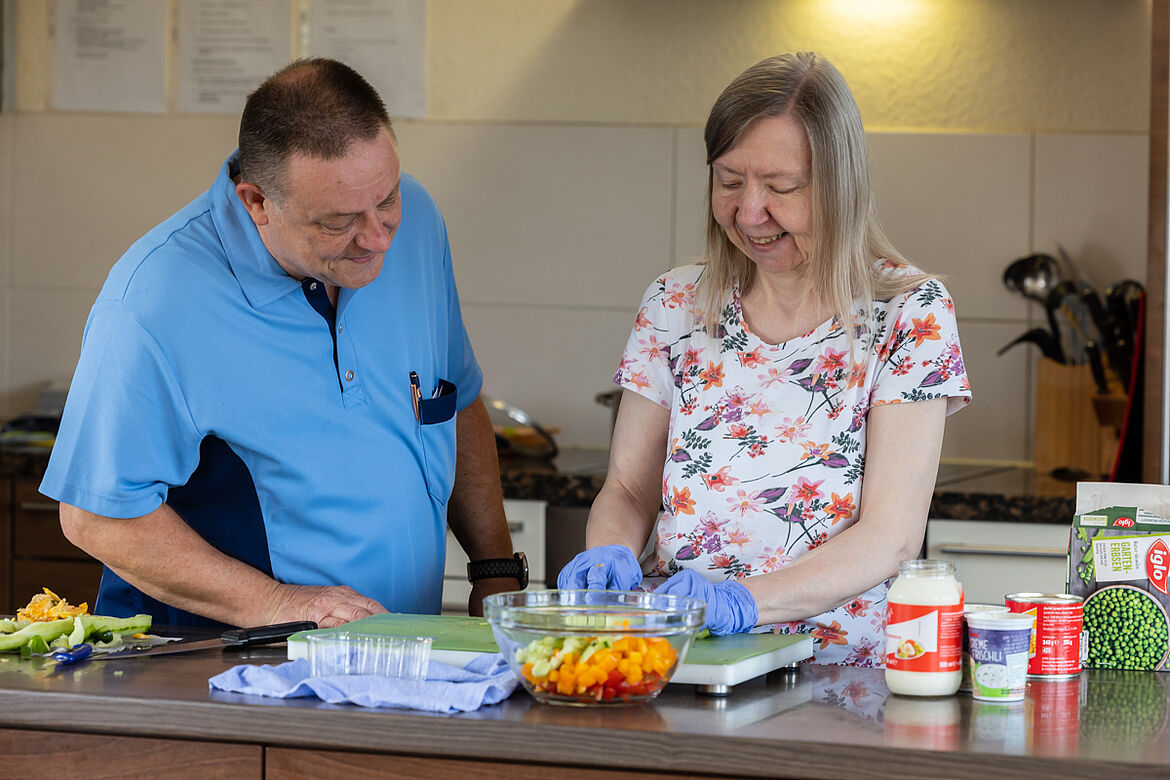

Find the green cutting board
[[287, 613, 811, 687]]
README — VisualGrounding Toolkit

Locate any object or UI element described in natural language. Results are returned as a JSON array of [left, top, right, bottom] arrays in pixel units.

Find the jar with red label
[[885, 559, 964, 697]]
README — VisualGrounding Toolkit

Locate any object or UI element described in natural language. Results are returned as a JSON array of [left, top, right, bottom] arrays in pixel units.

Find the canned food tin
[[1005, 593, 1084, 677]]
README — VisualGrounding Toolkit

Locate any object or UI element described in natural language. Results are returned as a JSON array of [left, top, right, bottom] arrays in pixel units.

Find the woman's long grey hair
[[699, 52, 929, 337]]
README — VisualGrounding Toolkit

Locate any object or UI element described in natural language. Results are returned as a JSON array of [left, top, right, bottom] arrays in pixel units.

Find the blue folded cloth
[[209, 653, 518, 713]]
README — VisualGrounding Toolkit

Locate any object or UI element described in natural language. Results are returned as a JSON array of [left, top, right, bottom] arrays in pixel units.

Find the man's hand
[[264, 583, 388, 628], [468, 577, 521, 617]]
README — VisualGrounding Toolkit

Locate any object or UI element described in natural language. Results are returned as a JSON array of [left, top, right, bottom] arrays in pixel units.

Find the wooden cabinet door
[[10, 478, 103, 606], [0, 478, 10, 613], [12, 478, 84, 558], [13, 558, 103, 607], [0, 727, 261, 778], [267, 747, 699, 779]]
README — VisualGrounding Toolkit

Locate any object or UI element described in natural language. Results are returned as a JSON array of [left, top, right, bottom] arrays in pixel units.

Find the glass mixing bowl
[[484, 589, 705, 706]]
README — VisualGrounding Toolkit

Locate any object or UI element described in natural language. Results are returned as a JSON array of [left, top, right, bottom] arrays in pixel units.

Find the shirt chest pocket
[[417, 379, 458, 503]]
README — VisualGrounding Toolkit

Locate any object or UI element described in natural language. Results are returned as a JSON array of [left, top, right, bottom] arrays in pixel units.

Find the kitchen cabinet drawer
[[442, 499, 546, 611], [13, 558, 104, 607], [12, 479, 90, 560], [0, 480, 10, 615], [0, 728, 261, 777], [925, 519, 1071, 604]]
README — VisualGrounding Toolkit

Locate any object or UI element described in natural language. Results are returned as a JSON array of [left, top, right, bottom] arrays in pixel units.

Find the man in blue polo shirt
[[39, 59, 524, 629]]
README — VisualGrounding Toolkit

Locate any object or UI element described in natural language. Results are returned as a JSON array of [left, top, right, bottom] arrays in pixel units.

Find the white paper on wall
[[308, 0, 425, 118], [177, 0, 293, 115], [51, 0, 167, 113]]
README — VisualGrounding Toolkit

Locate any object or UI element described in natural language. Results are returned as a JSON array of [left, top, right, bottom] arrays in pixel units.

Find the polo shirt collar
[[209, 151, 303, 309]]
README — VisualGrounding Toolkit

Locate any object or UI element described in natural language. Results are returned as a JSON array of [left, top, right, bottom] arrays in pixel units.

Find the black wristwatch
[[467, 551, 528, 589]]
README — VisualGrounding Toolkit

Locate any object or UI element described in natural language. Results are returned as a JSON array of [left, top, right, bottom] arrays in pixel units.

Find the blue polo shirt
[[40, 153, 482, 627]]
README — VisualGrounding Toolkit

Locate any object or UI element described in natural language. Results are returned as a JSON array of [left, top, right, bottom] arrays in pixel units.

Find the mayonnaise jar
[[884, 559, 964, 697]]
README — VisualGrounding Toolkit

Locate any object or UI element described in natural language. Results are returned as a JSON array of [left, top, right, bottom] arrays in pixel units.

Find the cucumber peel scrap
[[0, 614, 151, 656]]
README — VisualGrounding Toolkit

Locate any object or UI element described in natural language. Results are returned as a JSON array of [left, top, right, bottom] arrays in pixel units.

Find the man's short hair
[[238, 58, 394, 202]]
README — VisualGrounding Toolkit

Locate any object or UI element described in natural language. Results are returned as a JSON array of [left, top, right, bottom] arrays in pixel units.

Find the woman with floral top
[[558, 52, 971, 666]]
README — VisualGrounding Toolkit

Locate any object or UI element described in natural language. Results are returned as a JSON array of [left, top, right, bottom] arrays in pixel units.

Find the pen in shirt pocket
[[409, 371, 421, 421]]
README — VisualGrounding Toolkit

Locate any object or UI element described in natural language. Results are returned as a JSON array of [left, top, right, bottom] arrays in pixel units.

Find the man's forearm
[[447, 396, 513, 561], [60, 500, 279, 625]]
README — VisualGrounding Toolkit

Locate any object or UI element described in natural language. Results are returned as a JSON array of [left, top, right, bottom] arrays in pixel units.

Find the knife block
[[1033, 358, 1106, 478]]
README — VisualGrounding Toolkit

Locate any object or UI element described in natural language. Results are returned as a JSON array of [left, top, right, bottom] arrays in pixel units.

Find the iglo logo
[[1113, 516, 1136, 528], [1149, 539, 1169, 596]]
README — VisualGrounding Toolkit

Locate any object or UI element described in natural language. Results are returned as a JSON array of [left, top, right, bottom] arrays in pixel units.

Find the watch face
[[515, 551, 529, 589]]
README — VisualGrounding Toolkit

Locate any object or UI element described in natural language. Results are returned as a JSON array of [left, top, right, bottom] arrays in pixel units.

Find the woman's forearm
[[743, 519, 921, 622], [583, 390, 670, 557], [585, 480, 660, 555]]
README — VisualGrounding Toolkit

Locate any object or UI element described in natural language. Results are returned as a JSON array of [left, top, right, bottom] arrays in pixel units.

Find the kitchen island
[[0, 644, 1166, 779]]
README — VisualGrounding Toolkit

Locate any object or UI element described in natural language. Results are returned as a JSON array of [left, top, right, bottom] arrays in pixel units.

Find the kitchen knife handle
[[1085, 341, 1109, 394], [221, 621, 318, 646], [52, 643, 94, 665]]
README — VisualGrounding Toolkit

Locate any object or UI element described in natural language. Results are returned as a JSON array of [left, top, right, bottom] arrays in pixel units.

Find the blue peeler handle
[[52, 643, 94, 665]]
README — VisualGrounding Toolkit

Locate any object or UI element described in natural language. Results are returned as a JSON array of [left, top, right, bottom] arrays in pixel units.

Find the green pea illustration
[[1083, 586, 1170, 671]]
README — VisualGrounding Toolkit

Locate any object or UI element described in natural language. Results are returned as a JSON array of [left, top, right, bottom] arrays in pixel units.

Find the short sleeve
[[869, 278, 972, 415], [612, 270, 701, 409], [39, 301, 204, 518]]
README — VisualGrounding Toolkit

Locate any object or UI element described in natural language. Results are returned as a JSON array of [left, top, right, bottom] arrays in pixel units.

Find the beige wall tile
[[395, 122, 673, 308], [673, 128, 708, 265], [868, 133, 1032, 322], [462, 303, 637, 449], [5, 287, 98, 416], [0, 115, 11, 285], [11, 114, 239, 290], [1033, 133, 1149, 290], [0, 289, 8, 420], [943, 319, 1033, 463], [0, 117, 10, 418]]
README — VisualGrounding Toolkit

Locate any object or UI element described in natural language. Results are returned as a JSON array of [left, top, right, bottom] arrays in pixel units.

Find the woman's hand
[[656, 569, 758, 635], [557, 544, 643, 590]]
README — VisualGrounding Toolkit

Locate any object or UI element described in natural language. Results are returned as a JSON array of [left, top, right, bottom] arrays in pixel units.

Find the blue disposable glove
[[557, 544, 643, 591], [655, 569, 758, 636]]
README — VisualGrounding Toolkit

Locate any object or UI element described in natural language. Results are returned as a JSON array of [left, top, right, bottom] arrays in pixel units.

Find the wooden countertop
[[0, 643, 1166, 778]]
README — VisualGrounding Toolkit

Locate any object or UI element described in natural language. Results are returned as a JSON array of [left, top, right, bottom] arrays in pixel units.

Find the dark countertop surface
[[0, 642, 1165, 778], [3, 443, 1077, 524]]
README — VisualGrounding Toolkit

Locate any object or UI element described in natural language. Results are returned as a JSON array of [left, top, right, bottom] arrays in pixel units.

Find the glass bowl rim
[[484, 588, 705, 634]]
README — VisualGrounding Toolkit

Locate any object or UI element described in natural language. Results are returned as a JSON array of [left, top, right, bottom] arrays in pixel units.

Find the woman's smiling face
[[710, 113, 815, 279]]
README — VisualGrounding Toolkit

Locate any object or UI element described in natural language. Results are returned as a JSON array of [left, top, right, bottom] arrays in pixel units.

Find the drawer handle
[[18, 501, 59, 513], [507, 522, 523, 534], [936, 545, 1066, 559]]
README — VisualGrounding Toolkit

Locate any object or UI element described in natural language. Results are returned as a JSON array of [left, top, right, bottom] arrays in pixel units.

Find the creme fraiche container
[[885, 559, 964, 697]]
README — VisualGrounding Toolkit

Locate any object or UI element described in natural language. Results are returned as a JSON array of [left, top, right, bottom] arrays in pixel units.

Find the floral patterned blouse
[[614, 262, 971, 666]]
